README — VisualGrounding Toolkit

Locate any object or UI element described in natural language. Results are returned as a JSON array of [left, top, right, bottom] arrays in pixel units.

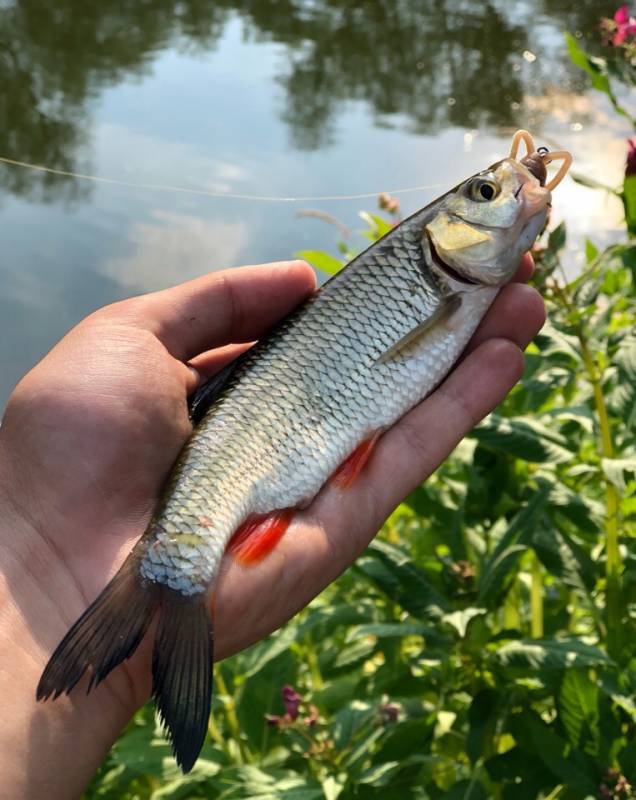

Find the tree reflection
[[0, 0, 616, 199]]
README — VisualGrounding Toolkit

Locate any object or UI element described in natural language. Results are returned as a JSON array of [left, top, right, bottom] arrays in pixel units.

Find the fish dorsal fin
[[377, 294, 462, 364], [188, 357, 243, 424]]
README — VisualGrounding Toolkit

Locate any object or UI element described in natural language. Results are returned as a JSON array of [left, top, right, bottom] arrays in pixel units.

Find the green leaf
[[478, 544, 527, 606], [585, 239, 600, 263], [312, 674, 361, 712], [440, 779, 488, 800], [602, 457, 636, 492], [214, 766, 323, 799], [356, 540, 448, 618], [359, 211, 393, 239], [236, 650, 297, 754], [548, 221, 566, 253], [471, 414, 575, 463], [333, 638, 376, 669], [531, 523, 596, 592], [321, 776, 345, 800], [240, 625, 299, 678], [466, 689, 499, 764], [373, 716, 435, 762], [441, 608, 486, 638], [565, 33, 612, 98], [151, 760, 221, 799], [513, 711, 597, 794], [295, 249, 344, 276], [559, 670, 598, 747], [614, 334, 636, 377], [346, 622, 445, 643], [492, 638, 611, 673], [358, 761, 401, 786], [478, 487, 550, 606], [598, 672, 636, 722], [332, 701, 374, 749]]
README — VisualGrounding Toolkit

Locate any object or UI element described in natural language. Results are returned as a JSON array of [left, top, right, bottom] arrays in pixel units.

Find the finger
[[312, 337, 528, 567], [140, 261, 316, 360], [511, 252, 534, 283], [185, 343, 253, 394], [214, 337, 527, 659], [466, 283, 545, 354]]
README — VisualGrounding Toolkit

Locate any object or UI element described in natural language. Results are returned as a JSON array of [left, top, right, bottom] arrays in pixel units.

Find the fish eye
[[468, 178, 500, 202]]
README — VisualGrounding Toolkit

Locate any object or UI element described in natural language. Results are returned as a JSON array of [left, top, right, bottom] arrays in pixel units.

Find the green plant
[[84, 25, 636, 800]]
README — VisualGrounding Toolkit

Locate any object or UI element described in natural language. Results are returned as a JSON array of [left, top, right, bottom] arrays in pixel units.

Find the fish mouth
[[426, 232, 481, 286]]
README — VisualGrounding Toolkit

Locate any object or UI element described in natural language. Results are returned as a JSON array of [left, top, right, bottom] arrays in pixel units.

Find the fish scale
[[137, 227, 493, 598], [38, 134, 569, 773]]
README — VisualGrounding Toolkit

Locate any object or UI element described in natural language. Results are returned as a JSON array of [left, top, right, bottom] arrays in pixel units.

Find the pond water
[[0, 0, 629, 410]]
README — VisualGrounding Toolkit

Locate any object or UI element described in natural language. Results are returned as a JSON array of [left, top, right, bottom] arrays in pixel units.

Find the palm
[[0, 259, 543, 796]]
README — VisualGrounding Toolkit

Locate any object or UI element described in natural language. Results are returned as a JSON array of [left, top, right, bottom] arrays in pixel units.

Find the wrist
[[0, 441, 140, 798]]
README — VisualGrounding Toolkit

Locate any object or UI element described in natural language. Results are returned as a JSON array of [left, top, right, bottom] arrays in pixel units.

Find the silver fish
[[37, 130, 571, 771]]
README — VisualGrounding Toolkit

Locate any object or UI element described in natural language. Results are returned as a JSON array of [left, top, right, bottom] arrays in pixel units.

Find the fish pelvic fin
[[152, 590, 214, 773], [37, 556, 214, 774], [227, 509, 294, 565], [36, 555, 159, 701], [332, 432, 382, 489]]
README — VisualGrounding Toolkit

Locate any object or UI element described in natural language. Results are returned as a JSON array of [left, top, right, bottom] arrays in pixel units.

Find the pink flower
[[615, 5, 630, 24], [281, 685, 302, 720], [626, 138, 636, 177], [611, 5, 636, 44]]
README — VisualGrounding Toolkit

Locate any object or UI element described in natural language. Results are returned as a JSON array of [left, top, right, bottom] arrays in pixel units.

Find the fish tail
[[37, 555, 214, 773], [152, 589, 214, 773]]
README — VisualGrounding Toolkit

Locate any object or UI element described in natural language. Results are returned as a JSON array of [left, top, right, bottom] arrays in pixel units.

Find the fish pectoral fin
[[227, 509, 294, 565], [332, 431, 382, 489], [377, 294, 462, 364]]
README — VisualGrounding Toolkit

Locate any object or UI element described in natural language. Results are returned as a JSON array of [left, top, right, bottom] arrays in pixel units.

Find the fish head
[[425, 157, 553, 287]]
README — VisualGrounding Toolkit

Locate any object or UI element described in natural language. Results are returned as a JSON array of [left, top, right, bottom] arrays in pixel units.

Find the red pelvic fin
[[228, 509, 294, 565], [332, 432, 382, 489]]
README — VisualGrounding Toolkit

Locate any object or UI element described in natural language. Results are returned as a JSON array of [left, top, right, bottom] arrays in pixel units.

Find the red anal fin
[[332, 432, 382, 489], [227, 509, 294, 565]]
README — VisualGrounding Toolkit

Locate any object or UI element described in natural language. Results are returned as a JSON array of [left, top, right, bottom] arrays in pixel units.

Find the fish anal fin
[[332, 431, 382, 489], [378, 294, 461, 364], [227, 509, 294, 565]]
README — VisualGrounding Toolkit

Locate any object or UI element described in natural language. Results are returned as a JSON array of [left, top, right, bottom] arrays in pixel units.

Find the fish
[[36, 130, 571, 772]]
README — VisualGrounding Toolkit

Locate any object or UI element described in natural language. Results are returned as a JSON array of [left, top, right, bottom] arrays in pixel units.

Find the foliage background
[[84, 24, 636, 800]]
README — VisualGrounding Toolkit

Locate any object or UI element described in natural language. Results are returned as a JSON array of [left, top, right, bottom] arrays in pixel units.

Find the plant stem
[[503, 580, 521, 631], [207, 713, 225, 750], [551, 279, 622, 658], [578, 337, 622, 659], [215, 667, 252, 763], [530, 553, 544, 638], [305, 634, 324, 690]]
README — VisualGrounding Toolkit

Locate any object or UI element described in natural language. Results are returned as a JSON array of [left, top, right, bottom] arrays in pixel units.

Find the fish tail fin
[[152, 590, 214, 773], [36, 555, 159, 701], [37, 555, 214, 773]]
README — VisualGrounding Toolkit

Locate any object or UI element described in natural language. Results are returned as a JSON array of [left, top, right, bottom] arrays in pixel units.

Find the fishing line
[[0, 155, 450, 203]]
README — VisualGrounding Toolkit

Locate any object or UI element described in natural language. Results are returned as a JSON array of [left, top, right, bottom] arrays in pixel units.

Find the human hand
[[0, 256, 544, 797]]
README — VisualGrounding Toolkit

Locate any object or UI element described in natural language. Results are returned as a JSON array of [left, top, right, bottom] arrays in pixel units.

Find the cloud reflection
[[102, 210, 248, 291]]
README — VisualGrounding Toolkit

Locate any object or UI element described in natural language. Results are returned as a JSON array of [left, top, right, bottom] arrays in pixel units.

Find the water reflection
[[102, 210, 249, 288], [0, 0, 615, 199]]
